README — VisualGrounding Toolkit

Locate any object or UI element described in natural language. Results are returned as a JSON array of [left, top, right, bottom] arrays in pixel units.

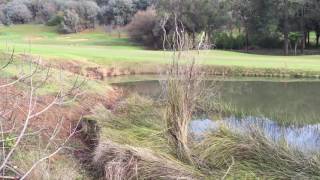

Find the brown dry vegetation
[[92, 141, 201, 180], [0, 80, 119, 137]]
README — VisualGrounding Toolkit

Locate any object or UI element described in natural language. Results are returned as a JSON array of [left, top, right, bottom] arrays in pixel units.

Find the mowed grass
[[0, 24, 320, 71]]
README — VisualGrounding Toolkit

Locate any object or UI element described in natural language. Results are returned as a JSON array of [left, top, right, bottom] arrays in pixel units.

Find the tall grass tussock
[[82, 94, 202, 179], [195, 127, 320, 179], [80, 92, 320, 179], [93, 141, 201, 180]]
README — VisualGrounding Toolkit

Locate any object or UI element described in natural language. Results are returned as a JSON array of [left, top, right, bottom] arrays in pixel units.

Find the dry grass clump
[[160, 13, 219, 164], [162, 28, 209, 164], [164, 70, 201, 163], [93, 140, 201, 180], [194, 127, 320, 179]]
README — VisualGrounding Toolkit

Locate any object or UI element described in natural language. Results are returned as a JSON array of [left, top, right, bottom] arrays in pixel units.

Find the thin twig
[[222, 156, 235, 180]]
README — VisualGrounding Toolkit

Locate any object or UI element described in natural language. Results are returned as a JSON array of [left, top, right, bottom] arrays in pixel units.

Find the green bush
[[213, 33, 246, 50], [233, 34, 246, 49], [213, 32, 282, 50], [46, 14, 63, 26], [255, 35, 282, 49]]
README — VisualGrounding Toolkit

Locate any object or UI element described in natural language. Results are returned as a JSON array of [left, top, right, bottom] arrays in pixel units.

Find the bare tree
[[0, 51, 82, 179]]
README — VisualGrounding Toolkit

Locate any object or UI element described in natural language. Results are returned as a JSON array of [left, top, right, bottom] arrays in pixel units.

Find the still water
[[114, 78, 320, 125], [113, 77, 320, 153]]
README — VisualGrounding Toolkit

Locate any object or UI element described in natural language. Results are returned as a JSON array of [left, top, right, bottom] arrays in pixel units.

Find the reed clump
[[161, 15, 216, 164]]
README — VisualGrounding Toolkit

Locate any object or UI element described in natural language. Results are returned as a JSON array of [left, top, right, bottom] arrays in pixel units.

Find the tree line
[[0, 0, 153, 33], [0, 0, 319, 54]]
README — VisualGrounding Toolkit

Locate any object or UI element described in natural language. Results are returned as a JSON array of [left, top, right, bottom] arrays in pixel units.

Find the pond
[[113, 77, 320, 125], [112, 76, 320, 153]]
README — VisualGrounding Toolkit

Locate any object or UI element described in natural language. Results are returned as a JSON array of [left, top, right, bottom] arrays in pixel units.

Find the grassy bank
[[81, 94, 320, 179], [0, 53, 111, 96], [1, 25, 320, 78], [0, 52, 114, 179]]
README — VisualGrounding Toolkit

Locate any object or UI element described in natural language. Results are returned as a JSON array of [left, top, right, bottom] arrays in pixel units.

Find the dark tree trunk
[[208, 27, 215, 49], [207, 30, 212, 47], [300, 6, 305, 54], [245, 25, 249, 53], [316, 32, 320, 48], [301, 34, 305, 54], [283, 0, 289, 55], [192, 32, 196, 49], [307, 31, 310, 47]]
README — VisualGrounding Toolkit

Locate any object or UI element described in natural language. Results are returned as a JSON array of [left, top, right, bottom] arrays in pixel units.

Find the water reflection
[[190, 117, 320, 154], [115, 80, 320, 124]]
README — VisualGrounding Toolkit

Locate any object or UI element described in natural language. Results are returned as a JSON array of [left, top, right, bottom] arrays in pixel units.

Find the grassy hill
[[1, 24, 320, 72]]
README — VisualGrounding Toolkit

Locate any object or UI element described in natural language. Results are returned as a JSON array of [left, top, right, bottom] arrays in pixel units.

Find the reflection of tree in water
[[116, 80, 320, 124], [221, 81, 320, 124], [116, 80, 162, 98]]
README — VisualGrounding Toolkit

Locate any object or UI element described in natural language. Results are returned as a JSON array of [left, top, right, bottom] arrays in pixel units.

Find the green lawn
[[1, 24, 320, 71]]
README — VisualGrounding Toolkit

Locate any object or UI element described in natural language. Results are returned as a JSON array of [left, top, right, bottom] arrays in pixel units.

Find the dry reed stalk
[[161, 13, 212, 164], [93, 140, 201, 180]]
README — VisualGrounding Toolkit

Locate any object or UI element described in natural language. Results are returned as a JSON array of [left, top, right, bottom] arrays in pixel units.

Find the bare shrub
[[0, 52, 82, 179], [127, 7, 163, 49]]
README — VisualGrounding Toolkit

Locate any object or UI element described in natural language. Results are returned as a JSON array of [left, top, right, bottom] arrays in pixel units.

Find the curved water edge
[[190, 117, 320, 155], [107, 75, 320, 84], [113, 77, 320, 125], [111, 76, 320, 155]]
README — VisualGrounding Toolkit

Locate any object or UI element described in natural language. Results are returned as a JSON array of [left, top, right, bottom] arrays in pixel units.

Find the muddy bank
[[17, 54, 320, 80], [55, 62, 320, 80]]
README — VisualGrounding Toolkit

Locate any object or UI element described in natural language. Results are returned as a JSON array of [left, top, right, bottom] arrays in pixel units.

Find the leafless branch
[[0, 51, 84, 178], [20, 118, 81, 180], [0, 49, 14, 71]]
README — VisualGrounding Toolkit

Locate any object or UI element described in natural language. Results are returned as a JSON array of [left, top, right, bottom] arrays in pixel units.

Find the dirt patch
[[13, 53, 161, 80], [55, 60, 84, 75], [17, 54, 86, 76], [36, 58, 159, 80], [67, 39, 89, 42], [85, 66, 135, 79], [25, 36, 44, 41]]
